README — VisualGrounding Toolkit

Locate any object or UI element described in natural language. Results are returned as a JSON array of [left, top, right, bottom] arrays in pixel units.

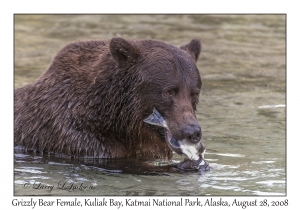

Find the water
[[14, 15, 286, 196]]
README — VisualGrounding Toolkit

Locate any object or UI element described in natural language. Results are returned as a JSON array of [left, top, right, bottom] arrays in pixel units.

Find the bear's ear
[[110, 37, 140, 68], [180, 39, 201, 62]]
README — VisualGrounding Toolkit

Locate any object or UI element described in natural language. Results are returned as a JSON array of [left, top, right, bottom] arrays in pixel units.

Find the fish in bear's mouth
[[143, 109, 209, 170]]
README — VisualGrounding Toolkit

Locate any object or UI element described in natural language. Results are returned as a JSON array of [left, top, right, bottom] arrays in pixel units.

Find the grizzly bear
[[14, 37, 204, 168]]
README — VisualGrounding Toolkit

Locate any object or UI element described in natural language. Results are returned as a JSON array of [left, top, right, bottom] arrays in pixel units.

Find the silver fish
[[144, 109, 209, 170], [144, 109, 182, 152]]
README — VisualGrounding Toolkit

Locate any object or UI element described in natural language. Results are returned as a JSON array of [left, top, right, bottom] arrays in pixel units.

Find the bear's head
[[109, 37, 203, 160]]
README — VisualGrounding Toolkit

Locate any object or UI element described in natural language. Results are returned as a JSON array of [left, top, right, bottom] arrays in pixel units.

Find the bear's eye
[[191, 89, 200, 98], [163, 88, 177, 98], [168, 89, 175, 96]]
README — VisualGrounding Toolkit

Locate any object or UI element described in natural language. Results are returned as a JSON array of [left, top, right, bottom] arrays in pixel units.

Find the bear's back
[[44, 40, 112, 81]]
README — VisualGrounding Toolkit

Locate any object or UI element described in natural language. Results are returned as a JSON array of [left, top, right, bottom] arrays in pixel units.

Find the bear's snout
[[181, 124, 202, 143]]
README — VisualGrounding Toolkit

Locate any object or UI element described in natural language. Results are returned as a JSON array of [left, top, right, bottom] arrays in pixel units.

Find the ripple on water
[[205, 152, 245, 157], [48, 161, 72, 166], [252, 161, 276, 164], [15, 167, 46, 174], [23, 176, 51, 180], [256, 180, 286, 187], [14, 154, 30, 158], [211, 185, 241, 191], [253, 191, 285, 196], [14, 180, 36, 185], [75, 177, 89, 182], [211, 177, 249, 181], [258, 104, 286, 109]]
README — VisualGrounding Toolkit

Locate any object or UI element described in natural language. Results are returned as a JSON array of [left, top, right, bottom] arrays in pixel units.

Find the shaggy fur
[[14, 37, 202, 159]]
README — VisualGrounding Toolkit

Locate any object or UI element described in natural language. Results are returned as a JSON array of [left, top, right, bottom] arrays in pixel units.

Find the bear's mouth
[[143, 109, 205, 160], [165, 129, 184, 155]]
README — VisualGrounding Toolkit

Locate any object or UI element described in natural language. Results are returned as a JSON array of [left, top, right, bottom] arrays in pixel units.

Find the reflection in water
[[14, 15, 285, 196]]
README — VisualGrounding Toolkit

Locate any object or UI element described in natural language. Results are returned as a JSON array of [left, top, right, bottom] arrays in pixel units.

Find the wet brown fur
[[14, 38, 202, 159]]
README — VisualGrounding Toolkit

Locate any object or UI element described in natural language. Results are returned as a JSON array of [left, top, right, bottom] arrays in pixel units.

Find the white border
[[3, 0, 297, 209]]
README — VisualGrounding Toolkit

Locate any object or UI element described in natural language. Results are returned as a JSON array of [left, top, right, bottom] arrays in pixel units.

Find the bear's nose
[[182, 125, 202, 143]]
